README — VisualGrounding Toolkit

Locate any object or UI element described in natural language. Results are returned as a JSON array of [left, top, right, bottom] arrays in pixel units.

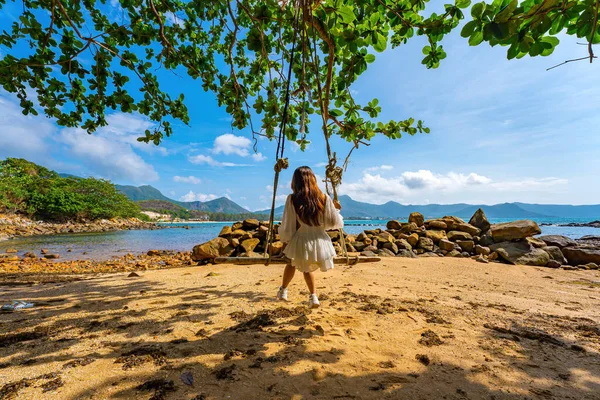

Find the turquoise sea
[[0, 218, 598, 261]]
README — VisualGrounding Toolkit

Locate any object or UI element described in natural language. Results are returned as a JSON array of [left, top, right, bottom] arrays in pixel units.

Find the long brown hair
[[291, 166, 325, 226]]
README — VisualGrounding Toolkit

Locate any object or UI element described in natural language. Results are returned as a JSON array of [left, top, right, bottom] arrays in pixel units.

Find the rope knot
[[325, 159, 343, 188], [274, 158, 289, 173]]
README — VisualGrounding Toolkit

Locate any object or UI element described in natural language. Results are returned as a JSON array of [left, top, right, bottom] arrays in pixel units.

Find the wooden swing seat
[[213, 255, 381, 265]]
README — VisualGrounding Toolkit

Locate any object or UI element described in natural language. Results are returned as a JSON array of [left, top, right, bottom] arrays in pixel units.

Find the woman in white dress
[[277, 166, 344, 308]]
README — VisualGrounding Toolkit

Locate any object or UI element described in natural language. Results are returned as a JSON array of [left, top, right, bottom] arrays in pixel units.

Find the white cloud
[[252, 152, 266, 161], [180, 191, 218, 202], [365, 165, 394, 172], [340, 169, 566, 204], [60, 128, 159, 182], [315, 162, 328, 168], [165, 12, 184, 27], [188, 154, 249, 167], [173, 175, 201, 184], [212, 133, 251, 157]]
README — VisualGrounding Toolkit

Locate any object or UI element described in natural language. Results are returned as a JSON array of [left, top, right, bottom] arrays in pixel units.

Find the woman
[[277, 166, 344, 308]]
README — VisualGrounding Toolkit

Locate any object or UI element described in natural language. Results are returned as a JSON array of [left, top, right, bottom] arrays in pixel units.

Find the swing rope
[[263, 1, 302, 262]]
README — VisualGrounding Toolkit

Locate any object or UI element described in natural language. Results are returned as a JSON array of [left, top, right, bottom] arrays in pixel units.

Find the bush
[[0, 158, 142, 221]]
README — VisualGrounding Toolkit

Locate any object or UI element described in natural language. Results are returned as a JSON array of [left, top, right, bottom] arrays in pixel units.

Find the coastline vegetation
[[0, 158, 145, 222], [137, 200, 268, 222]]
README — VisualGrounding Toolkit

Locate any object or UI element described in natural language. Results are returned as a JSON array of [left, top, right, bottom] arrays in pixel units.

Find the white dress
[[279, 194, 344, 273]]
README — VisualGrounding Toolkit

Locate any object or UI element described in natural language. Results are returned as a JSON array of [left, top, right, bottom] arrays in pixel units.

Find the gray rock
[[475, 254, 489, 263], [479, 233, 494, 246], [538, 235, 578, 249], [361, 250, 378, 257], [543, 246, 567, 265], [395, 239, 412, 251], [545, 260, 561, 269], [562, 247, 600, 266], [383, 242, 399, 254], [453, 222, 481, 237], [490, 220, 541, 242], [378, 248, 396, 257], [468, 208, 490, 233], [475, 245, 491, 256], [396, 249, 417, 258], [447, 250, 462, 257], [489, 240, 550, 266]]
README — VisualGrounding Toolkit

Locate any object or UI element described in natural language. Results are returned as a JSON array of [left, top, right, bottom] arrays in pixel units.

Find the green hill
[[115, 185, 174, 202], [182, 197, 250, 214]]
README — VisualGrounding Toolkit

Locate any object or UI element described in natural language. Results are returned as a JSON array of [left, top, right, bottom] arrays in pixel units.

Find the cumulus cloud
[[180, 191, 218, 202], [60, 128, 159, 182], [339, 169, 566, 204], [212, 133, 252, 157], [252, 152, 266, 162], [173, 175, 201, 184]]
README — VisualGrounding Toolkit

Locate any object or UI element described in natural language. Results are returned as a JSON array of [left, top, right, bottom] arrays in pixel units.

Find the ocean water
[[0, 218, 598, 261]]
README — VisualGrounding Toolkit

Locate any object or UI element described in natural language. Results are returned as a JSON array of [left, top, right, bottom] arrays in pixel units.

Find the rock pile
[[191, 210, 599, 270], [0, 214, 157, 240]]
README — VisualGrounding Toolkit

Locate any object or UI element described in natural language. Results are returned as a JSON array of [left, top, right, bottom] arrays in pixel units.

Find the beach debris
[[136, 379, 175, 400], [41, 377, 64, 392], [418, 330, 444, 347], [214, 364, 236, 380], [180, 371, 194, 387], [483, 323, 564, 346], [43, 253, 60, 259], [63, 358, 95, 369], [127, 272, 140, 277], [0, 379, 32, 400], [1, 300, 34, 312], [416, 354, 431, 365], [378, 360, 396, 369], [115, 345, 168, 370]]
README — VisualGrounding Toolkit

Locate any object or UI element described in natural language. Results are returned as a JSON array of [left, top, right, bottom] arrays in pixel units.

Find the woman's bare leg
[[281, 264, 295, 289], [303, 272, 316, 295]]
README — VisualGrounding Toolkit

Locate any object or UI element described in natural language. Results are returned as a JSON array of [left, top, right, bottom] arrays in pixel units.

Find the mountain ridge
[[115, 184, 600, 219]]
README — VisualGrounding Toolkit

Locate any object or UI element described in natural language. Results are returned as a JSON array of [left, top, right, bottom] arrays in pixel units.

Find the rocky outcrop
[[408, 212, 425, 227], [468, 208, 490, 233], [538, 235, 577, 249], [490, 220, 541, 242], [489, 241, 549, 266], [562, 247, 600, 266], [0, 214, 156, 240]]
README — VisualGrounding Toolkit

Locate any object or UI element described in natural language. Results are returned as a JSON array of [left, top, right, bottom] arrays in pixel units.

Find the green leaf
[[471, 2, 485, 19], [364, 54, 376, 63], [468, 30, 484, 46], [373, 32, 387, 52], [456, 0, 471, 8], [329, 109, 343, 117], [461, 21, 478, 38], [495, 0, 517, 23], [337, 5, 356, 24]]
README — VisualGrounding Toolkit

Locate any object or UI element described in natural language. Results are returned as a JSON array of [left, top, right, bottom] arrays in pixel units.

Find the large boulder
[[218, 226, 232, 237], [383, 242, 399, 254], [192, 237, 235, 261], [377, 232, 395, 244], [408, 212, 425, 227], [447, 231, 473, 242], [268, 241, 285, 256], [241, 238, 261, 253], [418, 237, 434, 252], [427, 220, 448, 230], [453, 223, 481, 237], [396, 249, 417, 258], [395, 239, 412, 251], [490, 220, 541, 242], [401, 222, 419, 234], [386, 220, 402, 230], [543, 246, 567, 265], [242, 219, 260, 230], [538, 235, 578, 249], [425, 230, 447, 243], [438, 239, 455, 252], [456, 240, 474, 253], [489, 241, 550, 266], [468, 208, 490, 233], [406, 233, 419, 247], [378, 248, 396, 257], [562, 247, 600, 266]]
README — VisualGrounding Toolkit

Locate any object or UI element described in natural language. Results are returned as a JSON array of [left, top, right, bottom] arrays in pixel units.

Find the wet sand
[[1, 257, 599, 399]]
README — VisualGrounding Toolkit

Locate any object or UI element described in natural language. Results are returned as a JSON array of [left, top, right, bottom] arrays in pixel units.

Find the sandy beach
[[1, 257, 599, 400]]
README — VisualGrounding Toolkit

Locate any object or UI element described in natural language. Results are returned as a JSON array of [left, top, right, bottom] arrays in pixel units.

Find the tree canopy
[[1, 0, 597, 159]]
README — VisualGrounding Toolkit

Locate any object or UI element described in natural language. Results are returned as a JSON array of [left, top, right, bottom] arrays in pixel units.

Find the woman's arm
[[279, 195, 297, 242], [323, 195, 344, 230]]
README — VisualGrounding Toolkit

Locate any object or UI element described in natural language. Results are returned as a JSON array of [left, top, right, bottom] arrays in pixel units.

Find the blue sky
[[1, 3, 599, 210]]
